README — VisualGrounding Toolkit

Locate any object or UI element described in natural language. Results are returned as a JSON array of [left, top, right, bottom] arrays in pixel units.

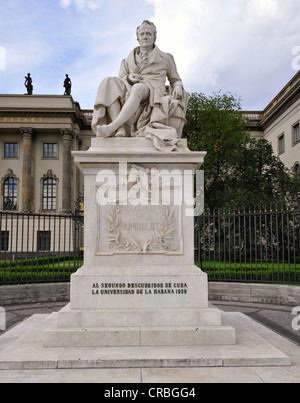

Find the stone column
[[21, 127, 34, 212], [61, 129, 74, 212]]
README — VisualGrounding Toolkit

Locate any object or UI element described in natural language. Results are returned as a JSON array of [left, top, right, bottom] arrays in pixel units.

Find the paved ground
[[215, 301, 300, 346], [0, 300, 299, 383], [0, 302, 66, 336]]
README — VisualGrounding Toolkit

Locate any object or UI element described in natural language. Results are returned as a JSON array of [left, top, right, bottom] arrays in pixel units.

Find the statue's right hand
[[128, 74, 143, 84]]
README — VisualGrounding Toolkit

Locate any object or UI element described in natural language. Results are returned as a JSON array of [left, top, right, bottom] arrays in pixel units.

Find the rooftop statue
[[92, 20, 188, 150], [24, 73, 33, 95], [64, 74, 72, 96]]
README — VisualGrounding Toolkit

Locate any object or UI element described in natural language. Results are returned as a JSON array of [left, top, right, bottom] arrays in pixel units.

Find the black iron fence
[[1, 204, 300, 286], [195, 203, 300, 284], [0, 212, 84, 285]]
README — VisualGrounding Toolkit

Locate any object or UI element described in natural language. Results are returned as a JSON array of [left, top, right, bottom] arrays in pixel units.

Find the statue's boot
[[97, 125, 115, 138], [115, 127, 126, 137]]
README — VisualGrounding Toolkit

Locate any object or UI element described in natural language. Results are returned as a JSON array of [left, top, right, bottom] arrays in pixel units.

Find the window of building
[[4, 142, 18, 158], [278, 134, 285, 154], [0, 231, 9, 252], [43, 143, 58, 159], [42, 177, 57, 211], [293, 123, 300, 145], [3, 177, 18, 210], [294, 162, 300, 174], [37, 231, 51, 252]]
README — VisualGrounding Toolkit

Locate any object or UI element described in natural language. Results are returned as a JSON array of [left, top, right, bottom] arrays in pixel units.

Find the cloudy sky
[[0, 0, 300, 110]]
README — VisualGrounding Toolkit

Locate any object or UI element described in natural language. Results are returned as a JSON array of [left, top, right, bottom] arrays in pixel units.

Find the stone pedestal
[[44, 137, 236, 348]]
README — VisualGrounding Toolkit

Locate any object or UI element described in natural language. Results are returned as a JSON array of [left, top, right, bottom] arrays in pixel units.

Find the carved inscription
[[0, 117, 43, 123], [92, 282, 188, 296], [104, 205, 181, 254]]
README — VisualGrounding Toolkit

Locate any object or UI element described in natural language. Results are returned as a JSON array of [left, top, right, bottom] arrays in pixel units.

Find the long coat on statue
[[92, 45, 188, 138]]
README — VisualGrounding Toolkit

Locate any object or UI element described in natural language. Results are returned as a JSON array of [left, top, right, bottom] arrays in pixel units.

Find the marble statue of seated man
[[92, 20, 188, 141]]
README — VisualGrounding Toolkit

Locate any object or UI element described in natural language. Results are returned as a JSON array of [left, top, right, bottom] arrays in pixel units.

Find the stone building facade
[[0, 95, 92, 213], [245, 70, 300, 174]]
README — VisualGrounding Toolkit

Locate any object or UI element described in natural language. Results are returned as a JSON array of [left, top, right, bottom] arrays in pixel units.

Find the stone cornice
[[0, 95, 89, 129], [0, 109, 81, 119], [260, 80, 300, 129], [0, 110, 91, 129], [242, 71, 300, 131], [0, 95, 91, 128]]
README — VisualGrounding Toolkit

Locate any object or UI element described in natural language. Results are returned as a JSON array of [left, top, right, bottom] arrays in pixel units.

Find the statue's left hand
[[172, 85, 183, 100]]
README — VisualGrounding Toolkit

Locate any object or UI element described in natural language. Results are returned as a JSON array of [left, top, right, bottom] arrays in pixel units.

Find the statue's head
[[136, 20, 157, 46]]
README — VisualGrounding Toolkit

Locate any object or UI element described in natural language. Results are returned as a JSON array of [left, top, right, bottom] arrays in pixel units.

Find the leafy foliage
[[183, 92, 300, 210]]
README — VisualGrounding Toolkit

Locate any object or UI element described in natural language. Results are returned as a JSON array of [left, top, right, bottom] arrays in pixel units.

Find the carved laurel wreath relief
[[105, 205, 179, 254]]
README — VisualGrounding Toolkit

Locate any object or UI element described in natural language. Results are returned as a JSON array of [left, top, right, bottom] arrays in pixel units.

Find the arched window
[[3, 177, 18, 210], [294, 162, 300, 174], [42, 177, 57, 211]]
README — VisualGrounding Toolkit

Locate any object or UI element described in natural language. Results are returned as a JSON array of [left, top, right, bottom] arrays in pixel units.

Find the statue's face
[[137, 26, 156, 48]]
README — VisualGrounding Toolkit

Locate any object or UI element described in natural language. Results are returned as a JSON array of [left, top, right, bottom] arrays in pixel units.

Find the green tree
[[183, 92, 300, 211], [228, 138, 299, 209]]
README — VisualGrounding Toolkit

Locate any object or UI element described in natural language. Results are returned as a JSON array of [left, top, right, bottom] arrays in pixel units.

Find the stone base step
[[43, 325, 236, 348], [0, 312, 291, 370], [57, 304, 222, 328]]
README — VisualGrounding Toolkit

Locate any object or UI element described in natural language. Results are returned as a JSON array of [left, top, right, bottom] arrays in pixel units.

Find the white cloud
[[147, 0, 300, 109], [5, 41, 52, 72], [59, 0, 103, 11], [2, 0, 300, 110]]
